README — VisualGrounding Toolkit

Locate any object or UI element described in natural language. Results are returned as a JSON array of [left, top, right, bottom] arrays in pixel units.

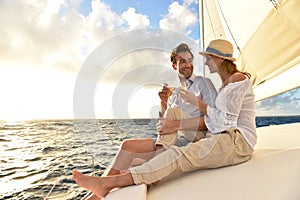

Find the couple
[[73, 39, 257, 199]]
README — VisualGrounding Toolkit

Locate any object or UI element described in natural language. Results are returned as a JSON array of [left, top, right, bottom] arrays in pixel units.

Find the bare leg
[[83, 138, 159, 199], [73, 170, 134, 198], [105, 138, 157, 176]]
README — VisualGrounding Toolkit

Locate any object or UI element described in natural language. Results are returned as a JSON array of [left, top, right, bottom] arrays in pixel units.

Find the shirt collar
[[188, 74, 196, 82]]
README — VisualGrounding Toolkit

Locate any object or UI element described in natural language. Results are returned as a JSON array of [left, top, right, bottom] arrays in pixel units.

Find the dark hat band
[[206, 47, 233, 58]]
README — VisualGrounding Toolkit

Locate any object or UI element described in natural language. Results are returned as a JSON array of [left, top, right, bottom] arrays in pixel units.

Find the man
[[155, 43, 217, 150]]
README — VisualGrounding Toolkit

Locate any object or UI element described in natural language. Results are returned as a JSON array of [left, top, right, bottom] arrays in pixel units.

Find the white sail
[[199, 0, 300, 101]]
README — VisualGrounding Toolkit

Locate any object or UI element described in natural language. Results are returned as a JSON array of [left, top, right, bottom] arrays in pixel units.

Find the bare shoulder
[[228, 72, 247, 83]]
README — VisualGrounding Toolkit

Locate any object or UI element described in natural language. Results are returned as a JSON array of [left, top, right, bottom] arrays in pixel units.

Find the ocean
[[1, 116, 300, 199]]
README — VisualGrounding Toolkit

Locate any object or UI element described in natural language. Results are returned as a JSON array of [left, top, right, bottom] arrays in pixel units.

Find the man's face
[[174, 51, 193, 79]]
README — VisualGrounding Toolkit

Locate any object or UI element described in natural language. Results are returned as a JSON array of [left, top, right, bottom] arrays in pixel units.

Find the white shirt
[[168, 74, 217, 118], [204, 78, 257, 149]]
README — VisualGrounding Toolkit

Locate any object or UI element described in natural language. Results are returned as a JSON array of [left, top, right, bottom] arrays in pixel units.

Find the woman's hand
[[180, 89, 208, 115], [156, 118, 179, 135], [179, 89, 199, 106]]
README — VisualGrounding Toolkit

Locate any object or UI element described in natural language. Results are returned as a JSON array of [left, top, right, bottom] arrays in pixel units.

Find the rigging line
[[199, 0, 205, 76], [44, 155, 99, 199], [205, 1, 218, 40], [215, 0, 241, 54], [44, 178, 60, 200], [199, 0, 204, 49], [269, 0, 280, 9]]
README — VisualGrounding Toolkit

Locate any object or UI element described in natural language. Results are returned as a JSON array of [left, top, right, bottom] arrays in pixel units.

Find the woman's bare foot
[[73, 170, 111, 198]]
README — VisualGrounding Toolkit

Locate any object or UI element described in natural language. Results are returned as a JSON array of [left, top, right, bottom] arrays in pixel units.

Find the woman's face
[[204, 55, 223, 74]]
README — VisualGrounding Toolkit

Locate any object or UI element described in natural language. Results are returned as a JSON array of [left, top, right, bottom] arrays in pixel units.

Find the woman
[[72, 39, 257, 198]]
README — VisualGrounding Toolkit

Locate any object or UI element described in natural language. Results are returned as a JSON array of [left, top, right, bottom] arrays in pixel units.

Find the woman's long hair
[[221, 59, 251, 78]]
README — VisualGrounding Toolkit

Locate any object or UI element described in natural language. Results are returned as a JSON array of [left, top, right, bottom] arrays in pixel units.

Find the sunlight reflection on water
[[0, 119, 156, 199]]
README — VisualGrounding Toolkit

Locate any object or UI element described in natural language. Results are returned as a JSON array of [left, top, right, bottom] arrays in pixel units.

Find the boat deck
[[104, 123, 300, 200]]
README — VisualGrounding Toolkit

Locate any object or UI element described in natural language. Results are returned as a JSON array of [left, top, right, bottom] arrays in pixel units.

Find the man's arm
[[159, 101, 167, 118], [158, 85, 172, 117]]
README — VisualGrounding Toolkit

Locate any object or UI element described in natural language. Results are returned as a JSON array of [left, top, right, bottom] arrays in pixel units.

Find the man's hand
[[158, 84, 172, 107], [158, 84, 174, 117], [156, 118, 179, 135]]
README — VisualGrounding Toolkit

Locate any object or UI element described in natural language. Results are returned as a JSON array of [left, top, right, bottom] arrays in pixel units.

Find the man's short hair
[[170, 43, 194, 65]]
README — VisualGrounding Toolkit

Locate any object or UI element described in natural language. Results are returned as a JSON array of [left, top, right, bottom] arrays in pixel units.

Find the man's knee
[[121, 138, 155, 152], [120, 139, 137, 151], [164, 107, 182, 120]]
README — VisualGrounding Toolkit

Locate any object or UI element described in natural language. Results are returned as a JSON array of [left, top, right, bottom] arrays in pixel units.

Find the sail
[[199, 0, 300, 101]]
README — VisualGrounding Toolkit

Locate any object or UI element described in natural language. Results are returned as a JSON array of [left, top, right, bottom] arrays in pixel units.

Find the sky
[[0, 0, 299, 121]]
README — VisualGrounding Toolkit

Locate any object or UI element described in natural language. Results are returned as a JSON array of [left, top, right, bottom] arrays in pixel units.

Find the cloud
[[0, 1, 118, 71], [159, 1, 198, 35], [256, 88, 300, 116], [0, 0, 202, 119], [183, 0, 198, 6], [0, 0, 87, 71], [0, 0, 199, 73], [87, 0, 124, 30], [122, 7, 150, 29]]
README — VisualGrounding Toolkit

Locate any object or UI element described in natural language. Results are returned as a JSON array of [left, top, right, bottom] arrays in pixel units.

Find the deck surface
[[104, 123, 300, 200]]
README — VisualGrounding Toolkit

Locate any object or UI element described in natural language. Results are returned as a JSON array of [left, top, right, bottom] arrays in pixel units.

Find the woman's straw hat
[[199, 39, 236, 61]]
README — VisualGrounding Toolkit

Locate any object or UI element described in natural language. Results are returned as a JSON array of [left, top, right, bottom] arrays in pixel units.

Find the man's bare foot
[[73, 170, 111, 198]]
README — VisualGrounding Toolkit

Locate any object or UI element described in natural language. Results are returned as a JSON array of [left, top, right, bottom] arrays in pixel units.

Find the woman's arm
[[179, 89, 208, 115], [157, 116, 207, 135], [180, 78, 251, 133]]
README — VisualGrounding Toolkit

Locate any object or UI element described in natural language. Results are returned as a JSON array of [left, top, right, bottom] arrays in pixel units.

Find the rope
[[44, 178, 60, 200], [216, 0, 241, 54], [269, 0, 280, 9], [216, 0, 281, 52]]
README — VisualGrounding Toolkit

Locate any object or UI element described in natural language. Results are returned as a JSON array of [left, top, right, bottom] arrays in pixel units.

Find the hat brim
[[199, 51, 236, 62]]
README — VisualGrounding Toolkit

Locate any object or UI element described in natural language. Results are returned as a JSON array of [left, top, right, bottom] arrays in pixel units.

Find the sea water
[[1, 116, 300, 199]]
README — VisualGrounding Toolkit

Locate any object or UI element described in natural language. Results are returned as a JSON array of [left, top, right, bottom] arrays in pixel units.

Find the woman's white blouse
[[204, 78, 257, 149]]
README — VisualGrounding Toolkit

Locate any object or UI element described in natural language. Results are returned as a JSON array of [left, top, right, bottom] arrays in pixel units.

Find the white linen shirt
[[204, 78, 257, 149]]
